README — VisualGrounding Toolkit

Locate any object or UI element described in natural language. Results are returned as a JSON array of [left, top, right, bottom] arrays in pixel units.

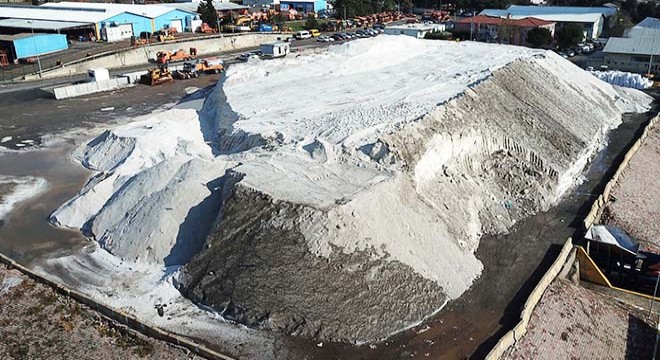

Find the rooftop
[[0, 5, 120, 23], [161, 0, 247, 12], [385, 23, 441, 31], [0, 33, 49, 41], [0, 18, 92, 30], [480, 5, 614, 23], [604, 17, 660, 55], [455, 15, 554, 27], [40, 2, 197, 18]]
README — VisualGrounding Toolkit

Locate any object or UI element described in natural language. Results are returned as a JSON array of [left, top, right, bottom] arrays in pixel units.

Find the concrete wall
[[23, 33, 281, 80], [582, 115, 659, 230], [485, 237, 575, 359], [52, 77, 131, 100], [14, 33, 68, 59]]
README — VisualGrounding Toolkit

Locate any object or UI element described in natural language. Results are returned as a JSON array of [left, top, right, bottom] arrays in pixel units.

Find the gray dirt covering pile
[[179, 186, 446, 342], [606, 123, 660, 245]]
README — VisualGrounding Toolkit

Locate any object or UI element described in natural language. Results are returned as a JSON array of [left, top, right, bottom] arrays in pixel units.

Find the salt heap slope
[[52, 36, 651, 344]]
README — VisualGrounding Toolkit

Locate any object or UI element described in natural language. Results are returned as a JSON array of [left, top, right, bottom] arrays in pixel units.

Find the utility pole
[[27, 21, 42, 78]]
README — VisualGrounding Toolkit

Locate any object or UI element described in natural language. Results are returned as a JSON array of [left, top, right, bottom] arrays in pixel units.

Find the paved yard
[[502, 279, 657, 359]]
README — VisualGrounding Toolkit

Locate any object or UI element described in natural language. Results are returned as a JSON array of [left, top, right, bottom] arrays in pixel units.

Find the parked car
[[310, 29, 321, 37], [331, 33, 344, 41], [236, 52, 259, 61], [294, 30, 312, 39]]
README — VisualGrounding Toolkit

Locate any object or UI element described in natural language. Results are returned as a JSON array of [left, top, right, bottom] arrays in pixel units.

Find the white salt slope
[[221, 36, 546, 151], [50, 108, 224, 265]]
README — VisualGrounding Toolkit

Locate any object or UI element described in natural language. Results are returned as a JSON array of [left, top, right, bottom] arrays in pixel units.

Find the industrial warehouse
[[0, 2, 200, 63]]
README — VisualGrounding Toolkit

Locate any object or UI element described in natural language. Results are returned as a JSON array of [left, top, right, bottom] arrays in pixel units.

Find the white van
[[294, 30, 312, 39]]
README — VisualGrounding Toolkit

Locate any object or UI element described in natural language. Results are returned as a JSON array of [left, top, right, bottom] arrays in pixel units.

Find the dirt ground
[[0, 263, 201, 360], [606, 122, 660, 246], [502, 279, 658, 359], [0, 73, 221, 149]]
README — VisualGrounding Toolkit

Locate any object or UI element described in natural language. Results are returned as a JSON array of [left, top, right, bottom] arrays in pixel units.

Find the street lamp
[[26, 20, 43, 78]]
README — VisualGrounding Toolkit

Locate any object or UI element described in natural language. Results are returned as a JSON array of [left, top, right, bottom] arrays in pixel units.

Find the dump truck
[[176, 58, 223, 79], [156, 48, 197, 64], [195, 57, 224, 73], [140, 66, 174, 85]]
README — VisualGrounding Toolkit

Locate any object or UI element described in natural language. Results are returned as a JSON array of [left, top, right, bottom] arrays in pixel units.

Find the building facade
[[384, 23, 446, 38], [603, 17, 660, 75], [455, 15, 555, 46], [480, 5, 615, 39], [0, 33, 67, 61], [279, 0, 326, 13]]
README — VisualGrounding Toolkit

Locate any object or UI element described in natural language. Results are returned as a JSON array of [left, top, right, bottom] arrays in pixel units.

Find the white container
[[88, 68, 110, 82]]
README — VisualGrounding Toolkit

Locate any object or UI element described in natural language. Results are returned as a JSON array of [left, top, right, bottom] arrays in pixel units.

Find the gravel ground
[[0, 263, 201, 360], [502, 279, 658, 359], [607, 122, 660, 245]]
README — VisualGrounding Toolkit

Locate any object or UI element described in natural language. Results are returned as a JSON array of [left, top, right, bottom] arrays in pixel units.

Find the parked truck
[[156, 48, 197, 64], [260, 42, 289, 59]]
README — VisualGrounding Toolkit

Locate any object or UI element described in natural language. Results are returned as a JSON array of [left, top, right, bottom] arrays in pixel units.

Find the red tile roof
[[454, 15, 502, 25], [510, 17, 555, 27], [455, 15, 555, 27]]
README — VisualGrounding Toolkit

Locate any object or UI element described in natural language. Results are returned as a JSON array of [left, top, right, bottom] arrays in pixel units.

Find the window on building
[[631, 56, 651, 63]]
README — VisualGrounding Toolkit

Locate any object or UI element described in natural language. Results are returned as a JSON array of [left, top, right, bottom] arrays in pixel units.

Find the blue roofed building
[[480, 5, 617, 39]]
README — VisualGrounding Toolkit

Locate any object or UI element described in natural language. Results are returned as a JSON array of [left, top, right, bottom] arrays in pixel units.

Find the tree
[[555, 24, 584, 49], [304, 18, 320, 30], [197, 0, 218, 28], [525, 27, 552, 48]]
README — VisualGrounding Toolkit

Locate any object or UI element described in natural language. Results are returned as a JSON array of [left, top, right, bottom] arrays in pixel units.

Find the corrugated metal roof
[[480, 5, 613, 23], [0, 4, 122, 23], [0, 18, 91, 30], [0, 33, 35, 41], [603, 36, 660, 55], [162, 1, 247, 12], [0, 32, 63, 41], [604, 18, 660, 55], [41, 2, 197, 18]]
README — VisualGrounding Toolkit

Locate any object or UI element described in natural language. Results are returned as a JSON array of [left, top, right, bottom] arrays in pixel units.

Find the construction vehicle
[[196, 57, 224, 73], [0, 50, 8, 67], [156, 48, 197, 64], [199, 22, 217, 34], [174, 62, 200, 79], [154, 28, 177, 42], [140, 65, 174, 86]]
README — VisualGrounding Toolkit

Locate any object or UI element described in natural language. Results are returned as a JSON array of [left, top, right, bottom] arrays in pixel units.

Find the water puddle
[[0, 144, 91, 264]]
